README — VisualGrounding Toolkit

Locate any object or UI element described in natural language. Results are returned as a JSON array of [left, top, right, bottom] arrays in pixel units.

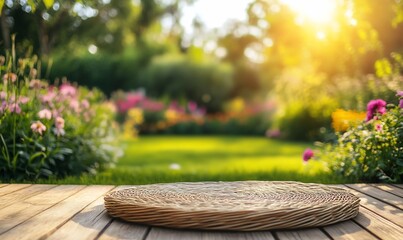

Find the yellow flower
[[127, 108, 143, 125], [332, 109, 366, 132]]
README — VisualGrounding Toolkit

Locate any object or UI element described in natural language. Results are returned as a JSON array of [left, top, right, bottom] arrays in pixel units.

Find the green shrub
[[138, 54, 234, 112], [316, 95, 403, 183], [0, 54, 121, 181], [275, 97, 338, 141]]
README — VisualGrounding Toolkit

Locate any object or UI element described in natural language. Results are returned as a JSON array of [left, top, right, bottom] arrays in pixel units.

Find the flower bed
[[0, 55, 121, 181]]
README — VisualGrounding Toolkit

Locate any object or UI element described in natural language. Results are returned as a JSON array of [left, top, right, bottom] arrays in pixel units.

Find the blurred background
[[1, 0, 402, 141]]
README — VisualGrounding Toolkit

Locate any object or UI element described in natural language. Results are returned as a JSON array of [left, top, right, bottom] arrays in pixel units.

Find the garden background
[[0, 0, 402, 184]]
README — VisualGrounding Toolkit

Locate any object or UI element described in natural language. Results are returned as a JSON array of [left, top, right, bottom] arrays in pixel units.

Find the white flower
[[38, 109, 52, 120]]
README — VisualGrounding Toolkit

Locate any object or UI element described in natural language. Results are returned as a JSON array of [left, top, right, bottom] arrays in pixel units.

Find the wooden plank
[[0, 184, 8, 188], [346, 184, 403, 210], [275, 229, 330, 240], [146, 227, 275, 240], [0, 184, 56, 209], [341, 185, 403, 227], [97, 219, 149, 240], [323, 220, 377, 240], [97, 185, 150, 240], [46, 186, 115, 240], [0, 185, 84, 235], [353, 206, 403, 240], [373, 184, 403, 198], [392, 184, 403, 189], [0, 184, 31, 196], [0, 185, 113, 240]]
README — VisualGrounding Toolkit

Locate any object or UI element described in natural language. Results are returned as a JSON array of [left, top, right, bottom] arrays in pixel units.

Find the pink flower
[[400, 99, 403, 109], [303, 148, 314, 162], [29, 79, 44, 89], [375, 123, 382, 132], [3, 73, 17, 83], [188, 101, 197, 112], [266, 129, 281, 138], [60, 84, 77, 96], [366, 99, 387, 122], [9, 103, 21, 114], [0, 91, 6, 100], [53, 128, 65, 136], [0, 101, 7, 113], [69, 100, 81, 113], [31, 121, 46, 135], [81, 99, 90, 109], [38, 109, 52, 120], [18, 96, 30, 104], [397, 90, 403, 97], [41, 92, 56, 103], [55, 116, 65, 129]]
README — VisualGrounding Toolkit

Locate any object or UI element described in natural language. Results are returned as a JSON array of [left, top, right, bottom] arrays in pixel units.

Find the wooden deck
[[0, 184, 402, 240]]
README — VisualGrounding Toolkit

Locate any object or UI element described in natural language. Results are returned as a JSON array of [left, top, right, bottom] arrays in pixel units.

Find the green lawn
[[38, 136, 344, 185]]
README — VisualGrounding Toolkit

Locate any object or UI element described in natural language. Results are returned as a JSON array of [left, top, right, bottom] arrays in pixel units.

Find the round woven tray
[[104, 181, 360, 231]]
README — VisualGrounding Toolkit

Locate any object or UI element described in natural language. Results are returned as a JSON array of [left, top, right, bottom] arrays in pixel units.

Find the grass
[[37, 136, 345, 185]]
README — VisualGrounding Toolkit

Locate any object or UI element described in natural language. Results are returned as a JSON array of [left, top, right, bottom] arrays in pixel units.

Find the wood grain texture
[[0, 185, 112, 240], [323, 221, 377, 240], [274, 228, 330, 240], [0, 184, 401, 240], [0, 185, 85, 235], [346, 184, 403, 210], [97, 219, 149, 240], [146, 227, 275, 240], [0, 184, 56, 210], [344, 186, 403, 227], [373, 184, 403, 198], [46, 186, 115, 240], [0, 184, 31, 196], [353, 206, 403, 240]]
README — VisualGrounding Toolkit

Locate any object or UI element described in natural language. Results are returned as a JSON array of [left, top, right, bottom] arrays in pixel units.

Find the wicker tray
[[104, 181, 360, 231]]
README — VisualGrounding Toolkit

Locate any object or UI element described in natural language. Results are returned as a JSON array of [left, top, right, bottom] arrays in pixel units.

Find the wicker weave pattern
[[104, 181, 360, 231]]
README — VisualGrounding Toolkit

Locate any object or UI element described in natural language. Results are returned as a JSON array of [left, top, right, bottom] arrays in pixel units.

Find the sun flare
[[282, 0, 338, 24]]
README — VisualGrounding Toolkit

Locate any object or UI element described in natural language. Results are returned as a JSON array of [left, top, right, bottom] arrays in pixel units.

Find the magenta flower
[[188, 101, 197, 112], [366, 99, 387, 121], [400, 99, 403, 109], [375, 123, 382, 132], [397, 90, 403, 97], [303, 148, 314, 162], [31, 121, 46, 135]]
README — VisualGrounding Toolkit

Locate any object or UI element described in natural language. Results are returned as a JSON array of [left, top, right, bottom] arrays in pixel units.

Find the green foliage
[[138, 54, 234, 112], [0, 54, 121, 181], [317, 100, 403, 183], [276, 98, 338, 141]]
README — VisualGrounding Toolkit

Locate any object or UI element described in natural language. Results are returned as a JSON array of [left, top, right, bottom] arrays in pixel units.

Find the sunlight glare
[[282, 0, 337, 24]]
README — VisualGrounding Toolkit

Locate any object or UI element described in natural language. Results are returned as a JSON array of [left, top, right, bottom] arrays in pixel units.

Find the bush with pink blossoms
[[316, 93, 403, 183], [0, 54, 121, 181]]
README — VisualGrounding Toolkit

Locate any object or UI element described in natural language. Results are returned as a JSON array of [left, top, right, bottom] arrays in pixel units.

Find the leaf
[[0, 1, 4, 15], [43, 0, 54, 9]]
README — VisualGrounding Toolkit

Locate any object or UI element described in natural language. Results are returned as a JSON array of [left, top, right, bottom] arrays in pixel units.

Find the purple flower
[[302, 148, 314, 162], [366, 99, 387, 121], [399, 99, 403, 109]]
